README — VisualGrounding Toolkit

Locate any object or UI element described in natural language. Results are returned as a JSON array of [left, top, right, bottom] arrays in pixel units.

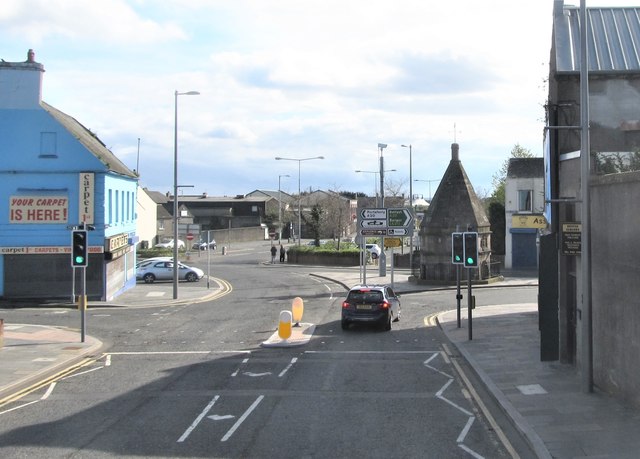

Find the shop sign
[[512, 214, 547, 229], [9, 196, 68, 223]]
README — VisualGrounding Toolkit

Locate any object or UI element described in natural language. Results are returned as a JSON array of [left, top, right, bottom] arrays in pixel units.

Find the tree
[[490, 144, 534, 204]]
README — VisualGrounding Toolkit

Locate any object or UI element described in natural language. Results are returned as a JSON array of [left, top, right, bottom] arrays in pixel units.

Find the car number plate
[[356, 304, 372, 310]]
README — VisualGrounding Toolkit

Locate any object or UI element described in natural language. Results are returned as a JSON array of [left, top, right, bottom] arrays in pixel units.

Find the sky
[[1, 0, 637, 200]]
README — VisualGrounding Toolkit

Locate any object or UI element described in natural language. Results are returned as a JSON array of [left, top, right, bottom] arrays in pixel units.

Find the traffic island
[[261, 323, 316, 348]]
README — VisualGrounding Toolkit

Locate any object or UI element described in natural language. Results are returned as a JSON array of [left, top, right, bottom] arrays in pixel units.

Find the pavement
[[1, 264, 640, 458]]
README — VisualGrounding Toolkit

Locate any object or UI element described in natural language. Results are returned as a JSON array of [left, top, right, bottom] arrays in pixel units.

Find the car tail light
[[380, 301, 390, 309], [342, 301, 350, 309]]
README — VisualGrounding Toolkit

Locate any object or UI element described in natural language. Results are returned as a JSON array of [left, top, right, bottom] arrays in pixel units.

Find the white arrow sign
[[360, 219, 386, 227], [361, 208, 387, 219], [387, 228, 408, 235]]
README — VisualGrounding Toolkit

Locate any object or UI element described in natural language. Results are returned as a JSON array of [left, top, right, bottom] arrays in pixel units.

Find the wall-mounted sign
[[106, 233, 129, 252], [562, 222, 581, 255], [79, 172, 94, 224], [512, 214, 547, 229], [0, 246, 104, 255], [9, 196, 68, 223]]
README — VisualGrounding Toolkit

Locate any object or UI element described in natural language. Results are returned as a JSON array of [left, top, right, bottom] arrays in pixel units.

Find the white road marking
[[208, 414, 235, 421], [436, 379, 473, 417], [41, 382, 56, 400], [177, 395, 220, 443], [221, 395, 264, 442], [243, 372, 272, 377], [456, 416, 475, 443], [231, 358, 250, 377], [278, 357, 298, 377]]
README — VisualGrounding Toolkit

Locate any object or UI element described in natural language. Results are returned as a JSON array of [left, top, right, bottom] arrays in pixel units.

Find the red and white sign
[[187, 233, 194, 241], [9, 196, 68, 223], [0, 246, 104, 254]]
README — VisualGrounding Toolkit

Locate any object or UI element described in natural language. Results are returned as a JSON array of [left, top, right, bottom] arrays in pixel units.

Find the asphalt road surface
[[0, 242, 536, 458]]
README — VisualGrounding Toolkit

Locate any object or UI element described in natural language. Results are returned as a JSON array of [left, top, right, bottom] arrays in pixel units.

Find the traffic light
[[71, 230, 88, 267], [463, 232, 478, 268], [451, 232, 464, 264]]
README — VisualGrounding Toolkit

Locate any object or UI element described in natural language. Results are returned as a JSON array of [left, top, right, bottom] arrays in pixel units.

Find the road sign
[[361, 208, 387, 219], [186, 233, 194, 241], [387, 208, 412, 227], [357, 207, 414, 236], [384, 238, 402, 248], [360, 219, 386, 227], [361, 229, 387, 236]]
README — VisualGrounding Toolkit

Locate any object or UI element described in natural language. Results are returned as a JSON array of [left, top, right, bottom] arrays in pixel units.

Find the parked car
[[135, 256, 173, 270], [136, 260, 204, 284], [192, 240, 217, 251], [365, 243, 382, 259], [341, 284, 401, 331], [154, 239, 185, 249]]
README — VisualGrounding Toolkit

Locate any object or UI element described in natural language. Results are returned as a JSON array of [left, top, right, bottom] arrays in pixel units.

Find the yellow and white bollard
[[292, 297, 304, 327], [278, 310, 292, 340]]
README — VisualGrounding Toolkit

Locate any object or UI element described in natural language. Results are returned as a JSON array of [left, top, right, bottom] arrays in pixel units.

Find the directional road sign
[[387, 208, 413, 227], [357, 207, 414, 236], [361, 208, 387, 220], [387, 228, 408, 236], [360, 219, 386, 227], [361, 229, 387, 236]]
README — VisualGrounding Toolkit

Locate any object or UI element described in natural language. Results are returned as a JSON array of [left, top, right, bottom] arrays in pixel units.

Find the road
[[0, 242, 537, 458]]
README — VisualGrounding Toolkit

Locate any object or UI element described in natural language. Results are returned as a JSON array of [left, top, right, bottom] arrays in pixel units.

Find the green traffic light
[[75, 256, 85, 263], [455, 255, 461, 262], [467, 257, 474, 264]]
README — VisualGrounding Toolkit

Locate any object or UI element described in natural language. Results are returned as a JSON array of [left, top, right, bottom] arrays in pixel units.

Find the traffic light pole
[[467, 274, 473, 340], [80, 266, 87, 343]]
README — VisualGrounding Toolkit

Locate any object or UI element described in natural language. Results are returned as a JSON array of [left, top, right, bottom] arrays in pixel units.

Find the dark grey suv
[[341, 285, 401, 331]]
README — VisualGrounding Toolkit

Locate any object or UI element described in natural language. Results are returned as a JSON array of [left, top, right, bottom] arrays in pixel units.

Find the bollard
[[278, 310, 292, 340], [0, 318, 3, 348], [222, 246, 227, 255], [292, 297, 304, 327]]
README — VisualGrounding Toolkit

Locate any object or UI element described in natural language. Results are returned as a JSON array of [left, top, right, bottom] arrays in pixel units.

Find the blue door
[[512, 232, 537, 268]]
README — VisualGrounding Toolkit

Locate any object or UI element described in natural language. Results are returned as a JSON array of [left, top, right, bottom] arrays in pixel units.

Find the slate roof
[[42, 101, 137, 179], [554, 0, 640, 73], [507, 158, 544, 179]]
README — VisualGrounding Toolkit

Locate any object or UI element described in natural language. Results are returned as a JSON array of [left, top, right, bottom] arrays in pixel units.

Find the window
[[40, 132, 57, 158], [518, 190, 532, 212]]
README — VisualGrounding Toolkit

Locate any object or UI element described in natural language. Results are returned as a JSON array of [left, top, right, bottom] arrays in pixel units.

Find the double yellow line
[[0, 357, 96, 408]]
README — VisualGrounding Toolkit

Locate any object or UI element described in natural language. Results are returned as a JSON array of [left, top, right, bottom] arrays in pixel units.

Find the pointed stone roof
[[421, 143, 489, 232]]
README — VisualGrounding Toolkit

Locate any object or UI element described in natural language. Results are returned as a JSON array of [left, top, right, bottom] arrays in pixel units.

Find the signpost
[[357, 207, 414, 280]]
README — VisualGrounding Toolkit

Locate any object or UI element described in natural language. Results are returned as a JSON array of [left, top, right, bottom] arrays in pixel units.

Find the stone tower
[[418, 143, 492, 282]]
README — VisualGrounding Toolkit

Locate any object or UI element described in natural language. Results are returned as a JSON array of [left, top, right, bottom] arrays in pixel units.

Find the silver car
[[136, 260, 204, 284]]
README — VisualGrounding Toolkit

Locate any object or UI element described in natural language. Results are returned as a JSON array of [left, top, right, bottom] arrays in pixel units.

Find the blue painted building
[[0, 50, 138, 301]]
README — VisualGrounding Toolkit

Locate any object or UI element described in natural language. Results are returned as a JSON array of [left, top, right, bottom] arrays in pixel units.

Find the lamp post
[[414, 179, 440, 202], [278, 174, 290, 242], [377, 143, 387, 276], [401, 144, 414, 272], [275, 156, 324, 246], [355, 169, 396, 199], [173, 90, 200, 300]]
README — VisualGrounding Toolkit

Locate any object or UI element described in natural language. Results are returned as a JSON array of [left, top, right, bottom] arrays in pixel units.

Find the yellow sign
[[384, 238, 402, 248], [512, 214, 547, 229]]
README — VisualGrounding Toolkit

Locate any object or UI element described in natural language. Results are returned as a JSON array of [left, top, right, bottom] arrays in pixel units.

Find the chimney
[[0, 49, 45, 109], [451, 143, 459, 161]]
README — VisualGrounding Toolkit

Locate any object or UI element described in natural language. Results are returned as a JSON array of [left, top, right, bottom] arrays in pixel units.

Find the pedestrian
[[270, 245, 277, 264], [279, 244, 286, 263]]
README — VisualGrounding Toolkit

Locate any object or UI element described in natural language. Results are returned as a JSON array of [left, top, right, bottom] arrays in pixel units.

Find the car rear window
[[347, 290, 383, 303]]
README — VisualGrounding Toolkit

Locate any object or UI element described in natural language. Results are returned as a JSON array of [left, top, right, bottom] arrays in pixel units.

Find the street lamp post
[[355, 169, 396, 200], [173, 90, 200, 300], [414, 179, 440, 202], [401, 144, 414, 272], [275, 156, 324, 246], [377, 143, 387, 277], [278, 174, 290, 242]]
